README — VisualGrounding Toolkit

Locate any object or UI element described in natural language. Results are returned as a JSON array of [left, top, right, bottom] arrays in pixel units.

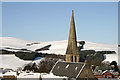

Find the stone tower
[[66, 10, 79, 62]]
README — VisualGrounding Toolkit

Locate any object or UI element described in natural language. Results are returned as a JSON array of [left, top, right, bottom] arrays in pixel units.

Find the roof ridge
[[76, 63, 86, 78]]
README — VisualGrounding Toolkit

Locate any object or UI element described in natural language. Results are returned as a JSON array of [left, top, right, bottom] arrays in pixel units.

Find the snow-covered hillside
[[0, 54, 31, 70], [0, 37, 118, 70], [0, 37, 118, 55]]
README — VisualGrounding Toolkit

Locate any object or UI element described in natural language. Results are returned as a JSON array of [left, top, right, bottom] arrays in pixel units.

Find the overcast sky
[[2, 2, 118, 44]]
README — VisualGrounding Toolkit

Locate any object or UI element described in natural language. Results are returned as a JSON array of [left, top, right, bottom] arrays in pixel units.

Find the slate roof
[[51, 61, 85, 78]]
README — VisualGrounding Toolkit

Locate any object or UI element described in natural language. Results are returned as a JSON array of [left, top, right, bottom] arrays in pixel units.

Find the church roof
[[51, 61, 85, 78]]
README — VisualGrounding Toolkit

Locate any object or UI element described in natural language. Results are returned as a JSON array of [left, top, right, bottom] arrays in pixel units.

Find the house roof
[[102, 70, 110, 75], [51, 61, 85, 78], [94, 70, 119, 76]]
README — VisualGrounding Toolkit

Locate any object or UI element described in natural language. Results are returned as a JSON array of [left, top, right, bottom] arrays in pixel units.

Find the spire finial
[[72, 10, 74, 17]]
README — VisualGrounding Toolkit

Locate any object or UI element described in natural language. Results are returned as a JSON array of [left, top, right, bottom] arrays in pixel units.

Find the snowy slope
[[0, 37, 118, 70], [0, 37, 31, 49], [104, 54, 118, 63], [0, 37, 49, 52], [0, 54, 31, 70], [0, 37, 118, 55], [84, 41, 117, 53]]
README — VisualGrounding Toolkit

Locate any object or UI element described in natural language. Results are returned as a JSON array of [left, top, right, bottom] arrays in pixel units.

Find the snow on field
[[17, 72, 40, 79], [84, 41, 118, 53], [0, 37, 31, 49], [2, 71, 40, 80], [2, 71, 17, 76], [104, 54, 118, 63], [0, 37, 119, 70], [0, 54, 31, 70], [0, 37, 50, 52], [2, 71, 67, 79], [38, 40, 68, 55], [0, 37, 118, 55], [41, 73, 67, 80]]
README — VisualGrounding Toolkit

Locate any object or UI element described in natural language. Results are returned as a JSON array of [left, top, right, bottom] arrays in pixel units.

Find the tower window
[[75, 56, 77, 62], [71, 56, 73, 62]]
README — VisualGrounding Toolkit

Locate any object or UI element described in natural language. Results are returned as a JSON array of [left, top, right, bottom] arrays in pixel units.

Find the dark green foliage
[[79, 50, 116, 66], [110, 61, 119, 71], [86, 53, 104, 66], [78, 41, 85, 50], [23, 52, 36, 60], [15, 52, 36, 60], [31, 63, 38, 72], [23, 64, 31, 71], [38, 58, 57, 73], [118, 45, 120, 47], [45, 54, 65, 59], [0, 49, 15, 54], [110, 61, 117, 65], [79, 50, 105, 66], [80, 50, 95, 54], [79, 50, 95, 62], [23, 63, 38, 72], [96, 51, 116, 54], [23, 58, 57, 73], [15, 51, 64, 60], [78, 41, 85, 45], [15, 52, 24, 59], [94, 66, 112, 72]]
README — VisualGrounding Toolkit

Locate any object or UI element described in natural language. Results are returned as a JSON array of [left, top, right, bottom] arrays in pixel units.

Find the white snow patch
[[17, 72, 40, 78], [104, 54, 118, 63], [41, 72, 67, 79], [2, 71, 17, 76], [0, 54, 31, 70]]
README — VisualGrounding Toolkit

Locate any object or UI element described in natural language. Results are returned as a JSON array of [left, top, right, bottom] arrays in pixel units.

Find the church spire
[[66, 10, 79, 62], [67, 10, 77, 54]]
